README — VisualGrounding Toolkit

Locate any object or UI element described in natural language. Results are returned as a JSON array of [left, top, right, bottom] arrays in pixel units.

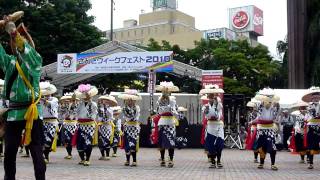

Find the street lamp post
[[148, 70, 156, 114], [110, 0, 114, 41]]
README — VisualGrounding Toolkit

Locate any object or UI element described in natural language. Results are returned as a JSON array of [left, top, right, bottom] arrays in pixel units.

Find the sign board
[[232, 11, 250, 29], [253, 6, 264, 36], [152, 0, 177, 10], [201, 70, 224, 121], [201, 70, 224, 88], [57, 51, 173, 74], [204, 29, 223, 40], [204, 28, 237, 41], [148, 70, 156, 112], [229, 5, 264, 36], [148, 70, 156, 93]]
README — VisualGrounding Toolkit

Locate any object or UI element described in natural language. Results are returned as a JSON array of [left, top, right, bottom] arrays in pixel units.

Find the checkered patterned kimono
[[112, 118, 122, 148], [42, 97, 59, 149], [77, 121, 96, 150], [157, 96, 178, 149], [176, 115, 188, 149], [76, 101, 98, 151], [306, 107, 320, 155], [306, 124, 320, 154], [61, 103, 78, 145], [62, 121, 77, 145], [158, 125, 176, 148], [123, 105, 140, 153], [292, 114, 307, 153], [256, 128, 277, 153], [98, 105, 114, 150], [43, 119, 59, 148], [255, 107, 278, 153]]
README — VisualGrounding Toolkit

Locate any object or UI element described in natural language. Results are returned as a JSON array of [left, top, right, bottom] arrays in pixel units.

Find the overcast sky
[[88, 0, 287, 59]]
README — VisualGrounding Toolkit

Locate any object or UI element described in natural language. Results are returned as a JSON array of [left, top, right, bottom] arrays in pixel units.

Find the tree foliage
[[145, 38, 282, 96], [276, 37, 288, 88], [306, 0, 320, 86], [0, 0, 104, 65]]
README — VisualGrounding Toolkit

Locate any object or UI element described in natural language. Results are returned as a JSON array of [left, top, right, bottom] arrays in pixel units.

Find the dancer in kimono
[[245, 100, 260, 163], [155, 82, 179, 168], [119, 89, 141, 167], [74, 84, 98, 166], [200, 95, 211, 162], [249, 89, 280, 170], [97, 95, 117, 160], [301, 87, 320, 169], [279, 110, 294, 151], [111, 106, 122, 157], [60, 93, 78, 159], [176, 106, 189, 149], [40, 81, 59, 164], [200, 85, 224, 169], [289, 101, 309, 164]]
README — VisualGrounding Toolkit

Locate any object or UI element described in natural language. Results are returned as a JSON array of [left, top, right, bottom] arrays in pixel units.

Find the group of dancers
[[0, 80, 225, 169], [34, 82, 141, 166], [245, 87, 320, 170], [1, 77, 320, 171], [0, 80, 189, 168]]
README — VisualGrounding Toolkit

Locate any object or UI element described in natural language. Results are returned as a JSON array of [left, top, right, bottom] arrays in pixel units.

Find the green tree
[[0, 0, 104, 65], [145, 38, 282, 96], [186, 39, 281, 96], [306, 0, 320, 86], [144, 39, 201, 93], [276, 37, 288, 88]]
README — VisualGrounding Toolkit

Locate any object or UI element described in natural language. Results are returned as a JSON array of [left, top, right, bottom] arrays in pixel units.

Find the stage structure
[[42, 41, 203, 114], [224, 94, 246, 149], [42, 41, 251, 149]]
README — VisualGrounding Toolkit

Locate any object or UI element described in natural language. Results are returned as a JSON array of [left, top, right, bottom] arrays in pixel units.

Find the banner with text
[[201, 70, 224, 120], [148, 70, 157, 93], [57, 51, 174, 74], [201, 70, 224, 88]]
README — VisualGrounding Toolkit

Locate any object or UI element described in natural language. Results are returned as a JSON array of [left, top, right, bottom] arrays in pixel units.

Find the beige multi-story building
[[106, 9, 203, 49], [106, 0, 263, 49]]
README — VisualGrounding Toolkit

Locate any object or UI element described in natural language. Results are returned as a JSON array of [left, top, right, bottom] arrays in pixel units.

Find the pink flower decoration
[[78, 84, 91, 93], [125, 89, 138, 95]]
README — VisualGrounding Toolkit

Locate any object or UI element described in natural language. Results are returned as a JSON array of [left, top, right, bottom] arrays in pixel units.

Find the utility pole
[[110, 0, 114, 41], [148, 69, 156, 114]]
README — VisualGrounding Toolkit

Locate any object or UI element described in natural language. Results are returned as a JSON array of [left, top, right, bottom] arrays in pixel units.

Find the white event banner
[[57, 51, 174, 74]]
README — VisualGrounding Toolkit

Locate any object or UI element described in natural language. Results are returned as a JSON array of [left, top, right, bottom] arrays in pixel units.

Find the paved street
[[1, 147, 320, 180]]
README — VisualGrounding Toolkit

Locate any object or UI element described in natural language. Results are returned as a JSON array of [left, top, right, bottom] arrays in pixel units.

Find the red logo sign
[[253, 6, 263, 35], [232, 11, 249, 29]]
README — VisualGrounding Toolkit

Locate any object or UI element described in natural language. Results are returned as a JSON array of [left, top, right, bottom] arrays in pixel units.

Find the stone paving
[[0, 147, 320, 180]]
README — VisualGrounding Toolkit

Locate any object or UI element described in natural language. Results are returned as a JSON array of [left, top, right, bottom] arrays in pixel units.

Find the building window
[[135, 40, 141, 45], [121, 32, 123, 38], [134, 30, 137, 36], [128, 31, 130, 37], [172, 26, 175, 33]]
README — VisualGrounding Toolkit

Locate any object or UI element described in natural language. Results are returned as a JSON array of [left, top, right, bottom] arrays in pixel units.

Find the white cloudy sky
[[88, 0, 287, 59]]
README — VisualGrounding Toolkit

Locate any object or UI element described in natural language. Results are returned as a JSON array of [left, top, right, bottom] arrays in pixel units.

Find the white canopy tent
[[272, 89, 308, 109]]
